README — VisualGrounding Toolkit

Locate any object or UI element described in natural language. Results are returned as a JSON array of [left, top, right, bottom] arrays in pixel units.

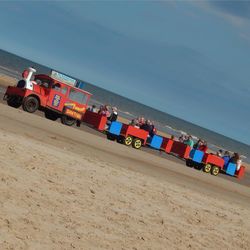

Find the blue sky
[[0, 1, 249, 144]]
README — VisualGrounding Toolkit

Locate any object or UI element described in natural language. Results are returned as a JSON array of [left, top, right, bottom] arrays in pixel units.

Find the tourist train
[[3, 67, 246, 179]]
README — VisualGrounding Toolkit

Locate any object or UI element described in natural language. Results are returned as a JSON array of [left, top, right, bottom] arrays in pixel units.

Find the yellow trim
[[64, 103, 85, 112]]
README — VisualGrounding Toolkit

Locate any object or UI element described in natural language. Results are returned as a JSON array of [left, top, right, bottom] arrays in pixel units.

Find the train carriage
[[119, 124, 149, 149], [107, 121, 149, 149]]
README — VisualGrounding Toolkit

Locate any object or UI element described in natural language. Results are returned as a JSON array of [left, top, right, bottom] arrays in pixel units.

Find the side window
[[69, 89, 88, 104], [52, 83, 68, 95], [34, 77, 51, 88], [52, 83, 61, 92], [61, 87, 68, 95]]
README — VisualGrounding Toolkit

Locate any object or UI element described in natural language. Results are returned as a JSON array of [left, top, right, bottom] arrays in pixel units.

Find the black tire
[[107, 133, 116, 141], [117, 136, 124, 144], [186, 159, 193, 167], [194, 163, 203, 170], [22, 96, 39, 113], [132, 138, 142, 149], [61, 115, 76, 126], [45, 110, 58, 121], [7, 96, 22, 108]]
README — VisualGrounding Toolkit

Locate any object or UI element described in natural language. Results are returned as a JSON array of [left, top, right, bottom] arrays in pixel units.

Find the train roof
[[34, 74, 92, 96]]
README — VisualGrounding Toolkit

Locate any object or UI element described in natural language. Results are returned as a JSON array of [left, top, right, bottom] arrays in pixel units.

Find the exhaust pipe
[[22, 67, 37, 90], [26, 67, 36, 81]]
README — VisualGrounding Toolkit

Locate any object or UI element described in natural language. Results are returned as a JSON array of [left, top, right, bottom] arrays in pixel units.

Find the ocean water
[[0, 49, 249, 163]]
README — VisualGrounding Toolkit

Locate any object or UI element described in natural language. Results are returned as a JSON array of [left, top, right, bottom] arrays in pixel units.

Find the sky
[[0, 0, 249, 145]]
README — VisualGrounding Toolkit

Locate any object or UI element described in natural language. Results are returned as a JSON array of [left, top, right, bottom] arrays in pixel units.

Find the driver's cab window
[[34, 77, 51, 88], [52, 83, 61, 92], [52, 83, 68, 95]]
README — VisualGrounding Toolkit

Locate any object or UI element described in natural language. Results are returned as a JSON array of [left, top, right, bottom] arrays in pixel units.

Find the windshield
[[52, 83, 68, 95], [34, 77, 51, 88], [69, 89, 88, 104]]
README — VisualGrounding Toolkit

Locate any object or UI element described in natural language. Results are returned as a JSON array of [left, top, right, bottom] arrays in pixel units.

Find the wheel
[[203, 164, 212, 173], [107, 133, 116, 141], [132, 138, 142, 149], [194, 163, 203, 170], [117, 136, 124, 144], [211, 166, 220, 176], [186, 159, 193, 167], [61, 115, 76, 126], [45, 110, 58, 121], [7, 96, 22, 108], [22, 96, 39, 113], [124, 136, 133, 146]]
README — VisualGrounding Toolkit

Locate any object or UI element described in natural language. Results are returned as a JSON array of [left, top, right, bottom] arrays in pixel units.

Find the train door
[[47, 83, 68, 111]]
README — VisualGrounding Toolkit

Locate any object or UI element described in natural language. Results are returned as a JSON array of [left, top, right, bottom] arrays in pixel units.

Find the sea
[[0, 49, 249, 163]]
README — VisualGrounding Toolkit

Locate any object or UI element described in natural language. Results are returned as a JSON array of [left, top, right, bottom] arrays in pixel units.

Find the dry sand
[[0, 75, 17, 87], [0, 104, 250, 250]]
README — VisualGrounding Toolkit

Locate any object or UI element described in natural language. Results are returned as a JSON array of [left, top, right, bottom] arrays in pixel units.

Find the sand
[[0, 103, 250, 250], [0, 75, 17, 87]]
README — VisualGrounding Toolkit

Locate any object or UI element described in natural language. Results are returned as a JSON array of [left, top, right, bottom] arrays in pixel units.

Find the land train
[[3, 69, 246, 179]]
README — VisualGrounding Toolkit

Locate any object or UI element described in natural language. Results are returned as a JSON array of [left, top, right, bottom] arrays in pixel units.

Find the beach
[[0, 101, 250, 249], [1, 73, 250, 249], [1, 2, 250, 248]]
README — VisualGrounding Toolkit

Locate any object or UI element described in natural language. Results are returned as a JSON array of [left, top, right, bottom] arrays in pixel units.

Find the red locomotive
[[4, 68, 92, 126]]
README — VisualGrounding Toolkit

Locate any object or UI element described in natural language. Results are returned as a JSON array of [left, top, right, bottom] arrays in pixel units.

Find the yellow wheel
[[203, 164, 211, 173], [124, 136, 133, 146], [132, 138, 142, 149], [211, 166, 220, 176]]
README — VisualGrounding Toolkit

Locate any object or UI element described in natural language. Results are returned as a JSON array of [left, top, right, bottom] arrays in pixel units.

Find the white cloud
[[190, 0, 250, 43], [191, 1, 246, 26]]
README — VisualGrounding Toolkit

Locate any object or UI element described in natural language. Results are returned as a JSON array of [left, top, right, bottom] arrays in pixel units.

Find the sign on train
[[50, 70, 76, 86]]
